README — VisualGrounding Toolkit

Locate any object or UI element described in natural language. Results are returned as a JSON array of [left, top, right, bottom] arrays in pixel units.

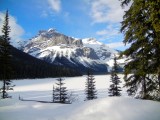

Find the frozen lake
[[9, 74, 127, 101]]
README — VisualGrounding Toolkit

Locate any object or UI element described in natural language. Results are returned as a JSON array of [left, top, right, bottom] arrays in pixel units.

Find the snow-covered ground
[[0, 75, 160, 120]]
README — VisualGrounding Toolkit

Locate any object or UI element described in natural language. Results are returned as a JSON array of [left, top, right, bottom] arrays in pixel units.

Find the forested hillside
[[0, 46, 82, 80]]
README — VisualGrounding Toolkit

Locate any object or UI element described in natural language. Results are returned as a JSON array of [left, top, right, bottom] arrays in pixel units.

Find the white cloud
[[0, 12, 25, 47], [48, 0, 61, 13], [89, 1, 131, 50], [90, 0, 129, 23], [106, 42, 130, 50], [107, 42, 124, 48], [96, 24, 120, 36], [96, 24, 122, 43]]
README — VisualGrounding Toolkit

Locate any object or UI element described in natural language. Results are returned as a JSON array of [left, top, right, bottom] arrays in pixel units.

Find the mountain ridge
[[23, 28, 121, 74]]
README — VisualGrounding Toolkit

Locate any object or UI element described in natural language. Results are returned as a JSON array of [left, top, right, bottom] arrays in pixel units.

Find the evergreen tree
[[85, 69, 97, 100], [53, 78, 69, 103], [52, 85, 55, 102], [0, 10, 14, 99], [119, 0, 160, 99], [108, 57, 122, 96]]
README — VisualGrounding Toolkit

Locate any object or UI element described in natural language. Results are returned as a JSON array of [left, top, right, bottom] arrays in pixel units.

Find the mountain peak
[[38, 28, 58, 38], [23, 29, 120, 73], [48, 28, 56, 32], [82, 38, 102, 45]]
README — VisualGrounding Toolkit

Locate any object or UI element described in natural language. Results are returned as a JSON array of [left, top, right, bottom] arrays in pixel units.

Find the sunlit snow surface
[[0, 75, 160, 120]]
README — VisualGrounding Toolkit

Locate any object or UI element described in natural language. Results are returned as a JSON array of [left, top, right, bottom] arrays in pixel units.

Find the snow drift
[[0, 75, 160, 120], [0, 97, 160, 120]]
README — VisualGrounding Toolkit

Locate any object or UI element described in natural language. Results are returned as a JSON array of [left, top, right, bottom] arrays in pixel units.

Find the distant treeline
[[0, 46, 82, 80]]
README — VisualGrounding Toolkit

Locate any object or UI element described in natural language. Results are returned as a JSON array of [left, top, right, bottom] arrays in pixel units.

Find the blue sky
[[0, 0, 130, 50]]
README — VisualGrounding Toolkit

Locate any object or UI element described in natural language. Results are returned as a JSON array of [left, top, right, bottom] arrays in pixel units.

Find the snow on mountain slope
[[34, 45, 103, 68], [82, 38, 126, 71], [106, 56, 126, 72], [23, 28, 123, 73], [82, 38, 118, 61]]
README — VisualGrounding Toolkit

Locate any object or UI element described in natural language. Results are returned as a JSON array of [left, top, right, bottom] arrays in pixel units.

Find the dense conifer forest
[[0, 45, 82, 80]]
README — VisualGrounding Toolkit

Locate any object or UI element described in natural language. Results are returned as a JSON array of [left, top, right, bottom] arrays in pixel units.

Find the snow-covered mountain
[[23, 28, 120, 73], [82, 38, 118, 61]]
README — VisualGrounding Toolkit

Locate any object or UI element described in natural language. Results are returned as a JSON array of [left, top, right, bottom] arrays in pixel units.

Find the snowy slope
[[82, 38, 118, 61], [82, 38, 125, 71], [0, 75, 160, 120]]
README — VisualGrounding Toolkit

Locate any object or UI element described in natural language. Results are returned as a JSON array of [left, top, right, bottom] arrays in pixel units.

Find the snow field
[[9, 75, 127, 101], [0, 75, 160, 120]]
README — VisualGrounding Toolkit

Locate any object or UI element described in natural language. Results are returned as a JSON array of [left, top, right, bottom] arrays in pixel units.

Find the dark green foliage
[[108, 57, 122, 96], [85, 69, 97, 100], [119, 0, 131, 7], [53, 78, 69, 103], [0, 10, 14, 99], [120, 0, 160, 100], [0, 46, 82, 79]]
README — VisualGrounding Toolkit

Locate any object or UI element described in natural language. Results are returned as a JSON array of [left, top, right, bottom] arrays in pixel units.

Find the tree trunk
[[2, 79, 6, 99], [158, 74, 160, 92], [60, 79, 62, 102], [142, 76, 147, 99]]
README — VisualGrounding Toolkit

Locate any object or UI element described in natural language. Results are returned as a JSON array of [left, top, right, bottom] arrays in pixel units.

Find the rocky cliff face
[[25, 28, 82, 50], [23, 28, 119, 74]]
